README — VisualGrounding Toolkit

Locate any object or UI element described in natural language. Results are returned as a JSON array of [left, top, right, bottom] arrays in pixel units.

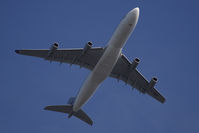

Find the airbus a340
[[15, 7, 165, 125]]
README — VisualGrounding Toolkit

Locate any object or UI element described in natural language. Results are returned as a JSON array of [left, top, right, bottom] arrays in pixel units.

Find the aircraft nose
[[133, 7, 139, 15], [126, 7, 139, 27], [129, 7, 139, 18]]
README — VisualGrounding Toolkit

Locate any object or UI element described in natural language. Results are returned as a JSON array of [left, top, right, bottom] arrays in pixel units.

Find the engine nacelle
[[48, 43, 58, 56], [147, 77, 158, 90], [82, 41, 93, 54], [130, 58, 140, 70]]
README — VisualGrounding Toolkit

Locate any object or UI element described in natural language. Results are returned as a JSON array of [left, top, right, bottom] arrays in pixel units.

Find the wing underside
[[15, 47, 104, 70], [15, 47, 165, 103], [110, 54, 165, 103]]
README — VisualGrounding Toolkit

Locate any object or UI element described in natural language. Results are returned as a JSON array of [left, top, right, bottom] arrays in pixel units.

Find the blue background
[[1, 0, 199, 132]]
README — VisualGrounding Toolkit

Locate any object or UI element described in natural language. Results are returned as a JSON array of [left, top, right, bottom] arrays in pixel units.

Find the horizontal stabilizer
[[44, 105, 93, 126]]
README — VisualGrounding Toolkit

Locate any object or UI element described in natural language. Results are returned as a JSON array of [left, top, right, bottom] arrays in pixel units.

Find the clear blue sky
[[1, 0, 199, 132]]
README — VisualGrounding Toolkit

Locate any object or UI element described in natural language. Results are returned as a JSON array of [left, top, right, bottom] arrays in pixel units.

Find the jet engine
[[48, 43, 58, 56], [82, 41, 93, 54], [130, 58, 140, 70], [147, 77, 158, 90]]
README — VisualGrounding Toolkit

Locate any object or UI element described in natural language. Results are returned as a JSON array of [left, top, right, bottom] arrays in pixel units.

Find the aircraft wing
[[15, 47, 104, 70], [110, 54, 166, 103], [15, 47, 165, 103]]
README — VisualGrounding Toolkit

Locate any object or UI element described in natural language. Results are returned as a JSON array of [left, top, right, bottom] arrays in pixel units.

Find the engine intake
[[130, 58, 140, 70], [48, 43, 58, 56], [147, 77, 158, 91], [82, 41, 93, 54]]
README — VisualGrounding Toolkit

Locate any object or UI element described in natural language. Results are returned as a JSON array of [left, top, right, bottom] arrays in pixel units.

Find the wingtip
[[43, 106, 50, 110], [161, 98, 166, 104], [15, 50, 20, 54], [87, 120, 93, 126]]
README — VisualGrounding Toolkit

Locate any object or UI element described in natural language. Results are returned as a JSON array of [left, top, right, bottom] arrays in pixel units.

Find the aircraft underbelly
[[73, 46, 121, 111]]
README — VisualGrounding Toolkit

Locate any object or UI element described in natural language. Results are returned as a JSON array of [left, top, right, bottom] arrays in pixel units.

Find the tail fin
[[44, 98, 93, 125], [67, 97, 75, 105]]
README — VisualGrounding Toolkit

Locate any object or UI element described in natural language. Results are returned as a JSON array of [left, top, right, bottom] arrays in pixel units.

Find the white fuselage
[[73, 8, 140, 112]]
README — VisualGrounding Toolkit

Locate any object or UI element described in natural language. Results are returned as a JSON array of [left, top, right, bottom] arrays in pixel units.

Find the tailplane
[[44, 97, 93, 125]]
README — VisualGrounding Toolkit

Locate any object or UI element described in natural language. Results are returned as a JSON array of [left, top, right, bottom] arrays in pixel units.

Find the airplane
[[15, 7, 165, 126]]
